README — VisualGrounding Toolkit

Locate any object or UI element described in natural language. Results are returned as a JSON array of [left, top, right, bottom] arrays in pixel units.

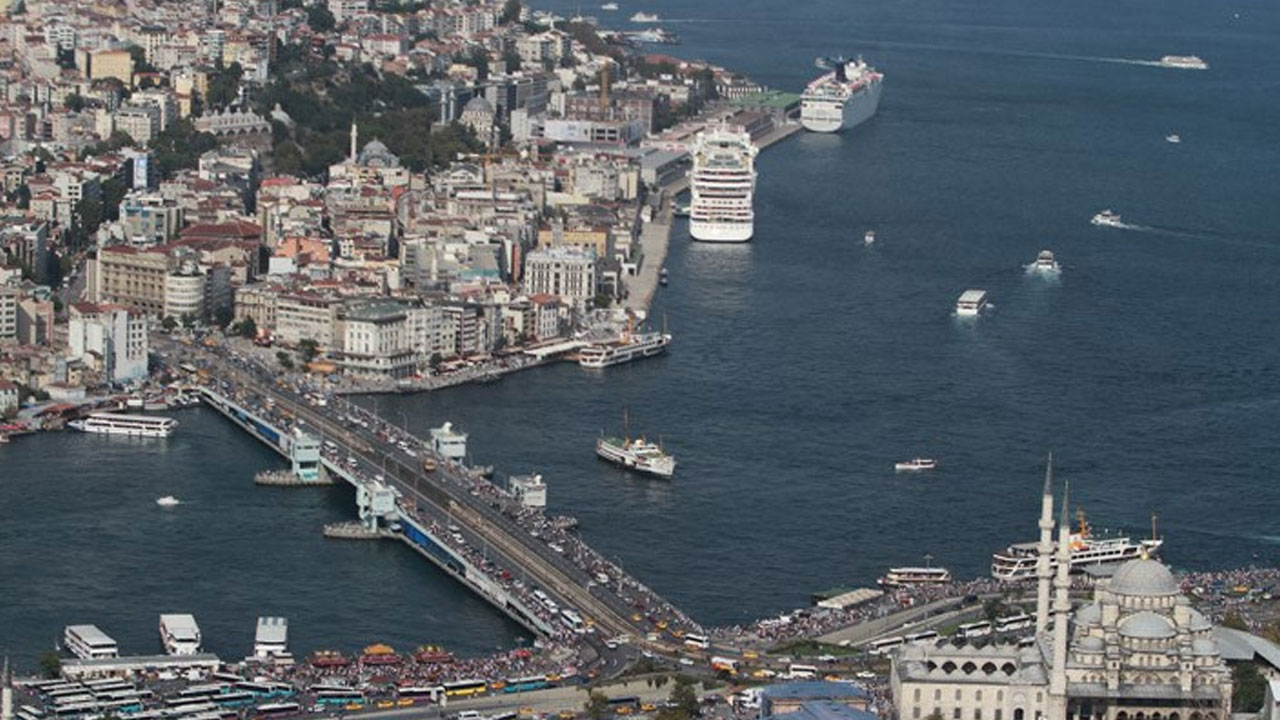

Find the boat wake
[[1102, 221, 1278, 252]]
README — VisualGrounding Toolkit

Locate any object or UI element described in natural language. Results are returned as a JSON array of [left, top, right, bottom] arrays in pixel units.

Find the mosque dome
[[1076, 603, 1102, 626], [1186, 608, 1213, 632], [1078, 637, 1104, 653], [1118, 611, 1177, 639], [463, 96, 495, 116], [1109, 558, 1180, 597], [1191, 637, 1218, 656]]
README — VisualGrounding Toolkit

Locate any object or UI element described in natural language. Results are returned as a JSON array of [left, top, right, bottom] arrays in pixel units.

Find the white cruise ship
[[689, 124, 758, 242], [800, 56, 884, 134], [159, 613, 202, 655], [64, 624, 119, 659], [69, 413, 178, 438], [990, 510, 1163, 581]]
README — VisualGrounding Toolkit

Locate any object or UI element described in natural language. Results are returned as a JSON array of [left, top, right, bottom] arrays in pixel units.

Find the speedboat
[[1091, 209, 1123, 228], [894, 458, 937, 472], [600, 2, 619, 9], [863, 230, 876, 245], [156, 496, 181, 507], [630, 11, 660, 22], [1032, 250, 1060, 274], [1166, 134, 1181, 144], [1159, 55, 1208, 70]]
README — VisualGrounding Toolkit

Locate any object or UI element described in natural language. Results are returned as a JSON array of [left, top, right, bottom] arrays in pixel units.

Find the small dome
[[1078, 636, 1104, 652], [463, 96, 495, 115], [1109, 558, 1180, 597], [1186, 608, 1212, 632], [1118, 611, 1176, 639], [1191, 638, 1217, 656], [1076, 603, 1102, 626]]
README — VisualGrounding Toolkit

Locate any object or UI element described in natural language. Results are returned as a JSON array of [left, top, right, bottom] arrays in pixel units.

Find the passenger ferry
[[1032, 250, 1060, 274], [595, 410, 675, 479], [579, 323, 671, 369], [894, 458, 937, 472], [1159, 54, 1208, 70], [877, 566, 953, 588], [253, 617, 289, 659], [63, 624, 119, 659], [990, 509, 1164, 581], [159, 613, 202, 655], [955, 290, 987, 317], [68, 413, 178, 438]]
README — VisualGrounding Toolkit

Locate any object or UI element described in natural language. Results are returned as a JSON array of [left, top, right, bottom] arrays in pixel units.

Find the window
[[915, 690, 921, 703], [913, 709, 920, 719], [955, 690, 962, 701], [975, 711, 982, 720], [954, 710, 961, 720]]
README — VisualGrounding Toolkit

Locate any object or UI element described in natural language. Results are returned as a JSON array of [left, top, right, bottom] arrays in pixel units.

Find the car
[[855, 671, 877, 679], [678, 658, 694, 666], [640, 705, 656, 713], [605, 641, 618, 650], [742, 650, 758, 659], [559, 712, 576, 720]]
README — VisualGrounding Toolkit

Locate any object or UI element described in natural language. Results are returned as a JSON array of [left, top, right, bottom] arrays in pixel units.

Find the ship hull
[[801, 79, 882, 134], [689, 219, 753, 242]]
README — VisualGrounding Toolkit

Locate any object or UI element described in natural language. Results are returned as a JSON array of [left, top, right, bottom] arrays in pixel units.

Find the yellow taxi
[[743, 650, 758, 659], [640, 704, 657, 712]]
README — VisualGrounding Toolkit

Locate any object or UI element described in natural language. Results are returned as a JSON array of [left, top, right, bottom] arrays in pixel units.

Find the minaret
[[2, 656, 13, 720], [349, 121, 358, 164], [1049, 479, 1072, 704], [1035, 452, 1055, 635]]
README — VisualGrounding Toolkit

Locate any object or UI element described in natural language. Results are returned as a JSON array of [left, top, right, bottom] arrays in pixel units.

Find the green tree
[[206, 62, 244, 110], [180, 312, 198, 330], [307, 4, 336, 32], [502, 48, 522, 73], [276, 351, 295, 370], [670, 678, 699, 720], [38, 650, 61, 678], [584, 690, 609, 720], [499, 0, 521, 24], [1233, 662, 1265, 713], [162, 316, 178, 332], [1221, 612, 1249, 631], [214, 305, 234, 328], [65, 94, 87, 112], [237, 316, 258, 339], [128, 45, 157, 74], [463, 47, 490, 81], [150, 118, 218, 179], [593, 293, 612, 309], [429, 353, 443, 369], [298, 338, 319, 363]]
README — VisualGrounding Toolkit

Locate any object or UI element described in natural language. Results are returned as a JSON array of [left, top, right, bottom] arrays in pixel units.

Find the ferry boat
[[254, 617, 289, 659], [894, 458, 937, 472], [1166, 134, 1181, 144], [69, 413, 178, 438], [1091, 209, 1124, 227], [1032, 250, 1060, 274], [801, 56, 884, 134], [629, 11, 659, 22], [1159, 55, 1208, 70], [595, 410, 675, 479], [864, 230, 876, 245], [600, 3, 618, 10], [878, 566, 953, 588], [990, 509, 1164, 581], [955, 289, 987, 317], [64, 624, 119, 659], [689, 124, 758, 242], [579, 323, 671, 369], [159, 613, 202, 655], [596, 435, 676, 479]]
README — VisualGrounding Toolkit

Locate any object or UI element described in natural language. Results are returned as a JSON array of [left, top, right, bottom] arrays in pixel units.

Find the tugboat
[[596, 410, 676, 479]]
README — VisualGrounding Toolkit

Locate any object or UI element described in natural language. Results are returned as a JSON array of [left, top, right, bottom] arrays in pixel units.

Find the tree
[[128, 45, 157, 74], [1221, 612, 1249, 631], [670, 678, 699, 720], [428, 352, 443, 369], [593, 293, 612, 309], [306, 4, 336, 33], [499, 0, 521, 24], [502, 48, 523, 73], [298, 338, 319, 363], [65, 94, 87, 112], [162, 316, 178, 332], [38, 649, 61, 678], [206, 62, 244, 110], [237, 316, 258, 339], [214, 305, 234, 328], [276, 351, 295, 370], [180, 312, 198, 330], [584, 690, 609, 720], [463, 47, 490, 81], [983, 597, 1005, 623], [1233, 662, 1265, 713]]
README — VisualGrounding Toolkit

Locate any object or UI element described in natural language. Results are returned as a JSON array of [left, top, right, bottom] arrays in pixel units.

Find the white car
[[678, 658, 694, 666]]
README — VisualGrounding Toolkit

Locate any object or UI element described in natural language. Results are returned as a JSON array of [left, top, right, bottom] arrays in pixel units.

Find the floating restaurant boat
[[360, 644, 402, 666], [310, 650, 350, 667], [254, 616, 289, 659], [414, 645, 454, 664], [991, 509, 1164, 581], [69, 413, 178, 438], [878, 566, 953, 588], [64, 624, 119, 659]]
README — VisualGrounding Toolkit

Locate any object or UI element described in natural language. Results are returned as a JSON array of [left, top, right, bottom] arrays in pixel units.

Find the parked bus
[[605, 697, 640, 710], [213, 692, 257, 708], [682, 634, 710, 650], [904, 631, 939, 643], [254, 703, 302, 719], [787, 664, 818, 680], [313, 690, 364, 707], [868, 636, 905, 655], [179, 684, 230, 700], [503, 676, 549, 693], [396, 687, 444, 703], [958, 621, 992, 639], [442, 680, 488, 698], [995, 614, 1033, 633]]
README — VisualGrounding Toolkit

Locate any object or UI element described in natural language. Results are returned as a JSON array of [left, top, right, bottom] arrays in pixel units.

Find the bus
[[396, 687, 444, 703], [710, 657, 738, 674], [254, 703, 302, 719], [868, 636, 905, 655], [957, 621, 992, 639], [168, 696, 222, 710], [787, 664, 817, 680], [560, 610, 585, 633], [213, 692, 257, 708], [17, 707, 44, 720], [502, 676, 549, 693], [46, 688, 91, 701], [235, 682, 294, 699], [100, 698, 145, 714], [442, 680, 488, 698], [904, 631, 939, 643], [210, 673, 242, 684], [83, 679, 132, 692], [313, 690, 364, 707], [682, 634, 710, 650], [179, 685, 229, 700], [52, 703, 98, 718], [996, 614, 1033, 633], [606, 697, 640, 711]]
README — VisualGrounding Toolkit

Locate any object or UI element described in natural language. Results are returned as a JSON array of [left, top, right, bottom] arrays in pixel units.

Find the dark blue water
[[4, 0, 1279, 668]]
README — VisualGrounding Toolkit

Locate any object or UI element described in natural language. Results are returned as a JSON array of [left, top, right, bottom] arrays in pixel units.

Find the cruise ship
[[64, 624, 119, 659], [159, 613, 202, 655], [68, 413, 178, 438], [990, 509, 1163, 581], [579, 328, 671, 368], [800, 56, 884, 134], [688, 124, 758, 242]]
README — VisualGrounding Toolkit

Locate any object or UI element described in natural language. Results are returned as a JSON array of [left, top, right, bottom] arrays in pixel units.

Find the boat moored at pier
[[688, 124, 758, 242], [68, 413, 178, 438], [801, 56, 884, 133], [64, 624, 119, 659], [991, 509, 1163, 581], [878, 566, 953, 588], [578, 330, 671, 368], [159, 613, 202, 655]]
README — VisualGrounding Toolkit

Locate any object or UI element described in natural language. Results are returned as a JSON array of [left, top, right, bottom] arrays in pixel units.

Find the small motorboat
[[894, 458, 937, 472], [1091, 209, 1123, 227], [1166, 134, 1181, 143], [864, 230, 876, 245], [156, 496, 181, 507], [1032, 250, 1060, 274]]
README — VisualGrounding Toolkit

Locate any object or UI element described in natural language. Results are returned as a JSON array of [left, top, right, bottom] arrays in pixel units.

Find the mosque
[[890, 458, 1234, 720]]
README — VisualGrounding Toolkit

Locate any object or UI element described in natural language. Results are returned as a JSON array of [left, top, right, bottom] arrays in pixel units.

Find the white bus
[[905, 630, 939, 643], [958, 621, 992, 639], [996, 614, 1033, 633], [868, 637, 905, 655], [683, 634, 710, 650], [787, 664, 818, 680]]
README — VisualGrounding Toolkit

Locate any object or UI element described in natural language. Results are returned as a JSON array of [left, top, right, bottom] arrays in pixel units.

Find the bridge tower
[[357, 482, 398, 531], [289, 429, 323, 483]]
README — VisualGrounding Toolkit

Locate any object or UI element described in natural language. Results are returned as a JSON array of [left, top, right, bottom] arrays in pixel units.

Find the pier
[[181, 343, 696, 646]]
